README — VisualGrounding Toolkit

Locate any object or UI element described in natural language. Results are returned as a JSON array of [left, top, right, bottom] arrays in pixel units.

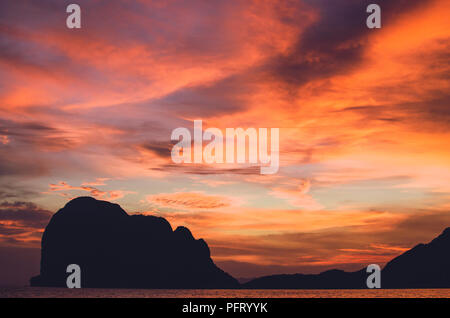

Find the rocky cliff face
[[30, 197, 239, 289]]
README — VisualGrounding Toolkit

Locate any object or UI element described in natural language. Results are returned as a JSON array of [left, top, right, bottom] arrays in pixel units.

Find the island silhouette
[[30, 197, 238, 288], [31, 197, 450, 289]]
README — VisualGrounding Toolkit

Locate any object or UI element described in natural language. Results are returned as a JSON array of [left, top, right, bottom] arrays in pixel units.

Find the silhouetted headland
[[244, 227, 450, 289], [30, 197, 450, 289], [382, 227, 450, 288], [30, 197, 238, 288]]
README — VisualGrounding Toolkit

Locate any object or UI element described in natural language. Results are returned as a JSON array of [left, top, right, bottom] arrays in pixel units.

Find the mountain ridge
[[31, 197, 450, 289], [244, 226, 450, 289]]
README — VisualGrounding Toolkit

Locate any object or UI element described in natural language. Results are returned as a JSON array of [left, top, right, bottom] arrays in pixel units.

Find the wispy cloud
[[47, 181, 133, 201], [0, 201, 52, 247], [146, 191, 235, 210]]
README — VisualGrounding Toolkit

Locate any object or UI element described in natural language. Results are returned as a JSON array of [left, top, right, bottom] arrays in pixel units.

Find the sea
[[1, 287, 450, 298]]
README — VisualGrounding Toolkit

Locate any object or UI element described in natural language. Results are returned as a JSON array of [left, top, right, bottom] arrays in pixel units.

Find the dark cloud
[[141, 141, 173, 159], [0, 201, 53, 230], [268, 0, 431, 88], [0, 224, 28, 236], [0, 185, 38, 201], [0, 28, 70, 74], [151, 164, 262, 176], [0, 1, 63, 30], [0, 119, 55, 136], [156, 76, 248, 117], [0, 118, 79, 151], [0, 119, 54, 178], [399, 95, 450, 131], [336, 93, 450, 132]]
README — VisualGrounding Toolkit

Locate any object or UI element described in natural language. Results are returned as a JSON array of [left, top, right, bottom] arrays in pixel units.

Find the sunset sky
[[1, 0, 450, 285]]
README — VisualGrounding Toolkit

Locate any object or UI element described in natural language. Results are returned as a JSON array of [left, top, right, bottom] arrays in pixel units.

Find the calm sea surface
[[1, 287, 450, 298]]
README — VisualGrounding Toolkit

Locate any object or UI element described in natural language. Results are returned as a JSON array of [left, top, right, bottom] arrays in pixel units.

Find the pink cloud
[[269, 179, 323, 210], [47, 181, 132, 201], [146, 191, 234, 210]]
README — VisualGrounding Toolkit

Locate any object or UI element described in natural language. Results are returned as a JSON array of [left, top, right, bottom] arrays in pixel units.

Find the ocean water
[[1, 287, 450, 298]]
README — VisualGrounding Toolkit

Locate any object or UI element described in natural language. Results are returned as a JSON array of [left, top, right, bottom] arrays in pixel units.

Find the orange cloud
[[0, 201, 52, 247], [48, 181, 132, 201], [146, 191, 234, 210], [0, 135, 9, 145], [269, 179, 323, 209]]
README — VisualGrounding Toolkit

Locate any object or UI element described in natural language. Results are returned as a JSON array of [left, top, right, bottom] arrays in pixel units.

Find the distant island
[[30, 197, 239, 288], [31, 197, 450, 289]]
